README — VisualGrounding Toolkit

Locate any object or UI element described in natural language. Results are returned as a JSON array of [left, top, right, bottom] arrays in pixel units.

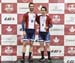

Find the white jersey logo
[[28, 13, 36, 29], [40, 16, 46, 32]]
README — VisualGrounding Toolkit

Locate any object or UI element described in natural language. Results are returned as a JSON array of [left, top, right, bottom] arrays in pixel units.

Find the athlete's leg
[[28, 30, 35, 61], [40, 42, 44, 58], [45, 33, 51, 62], [46, 43, 51, 59], [29, 41, 33, 60]]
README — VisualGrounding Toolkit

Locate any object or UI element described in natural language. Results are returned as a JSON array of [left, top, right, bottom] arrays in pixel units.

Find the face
[[29, 4, 34, 12], [41, 8, 47, 15]]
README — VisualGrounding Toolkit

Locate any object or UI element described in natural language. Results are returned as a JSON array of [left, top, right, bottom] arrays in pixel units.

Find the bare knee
[[22, 42, 26, 47], [30, 42, 33, 47], [40, 42, 44, 47], [46, 43, 50, 47]]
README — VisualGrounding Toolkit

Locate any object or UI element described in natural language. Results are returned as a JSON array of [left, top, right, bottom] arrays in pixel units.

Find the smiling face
[[41, 7, 47, 15], [29, 3, 34, 12]]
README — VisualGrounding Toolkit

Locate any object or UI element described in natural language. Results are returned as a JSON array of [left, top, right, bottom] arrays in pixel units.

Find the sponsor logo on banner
[[65, 46, 75, 56], [53, 37, 60, 43], [2, 46, 17, 55], [51, 50, 62, 54], [50, 25, 64, 35], [5, 46, 13, 54], [49, 3, 64, 14], [67, 60, 75, 63], [68, 47, 75, 55], [49, 14, 64, 24], [49, 0, 64, 3], [64, 35, 75, 46], [64, 56, 75, 63], [1, 0, 17, 3], [65, 0, 75, 3], [50, 46, 64, 56], [1, 56, 17, 61], [18, 0, 32, 3], [66, 4, 75, 13], [33, 0, 49, 3], [4, 4, 14, 12], [2, 25, 17, 34], [69, 26, 75, 32], [2, 3, 17, 13], [52, 15, 60, 23], [1, 35, 17, 45], [4, 17, 15, 20], [2, 14, 17, 24], [65, 14, 75, 24], [17, 3, 29, 14], [6, 26, 12, 32], [51, 35, 64, 45], [65, 25, 75, 35], [50, 35, 64, 46]]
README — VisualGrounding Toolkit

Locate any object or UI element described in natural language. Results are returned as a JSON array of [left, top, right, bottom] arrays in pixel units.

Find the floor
[[1, 59, 64, 63]]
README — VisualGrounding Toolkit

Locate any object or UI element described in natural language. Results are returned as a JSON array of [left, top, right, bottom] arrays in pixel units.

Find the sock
[[29, 52, 32, 59], [41, 51, 44, 59], [22, 52, 25, 60], [47, 51, 51, 59]]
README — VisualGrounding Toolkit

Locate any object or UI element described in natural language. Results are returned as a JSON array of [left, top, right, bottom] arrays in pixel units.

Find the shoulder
[[46, 15, 51, 20], [23, 12, 29, 16], [46, 15, 49, 18], [23, 12, 29, 20], [38, 15, 42, 17]]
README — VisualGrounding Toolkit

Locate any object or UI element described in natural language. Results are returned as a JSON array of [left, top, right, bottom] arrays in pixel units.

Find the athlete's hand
[[22, 31, 26, 36], [45, 26, 48, 29]]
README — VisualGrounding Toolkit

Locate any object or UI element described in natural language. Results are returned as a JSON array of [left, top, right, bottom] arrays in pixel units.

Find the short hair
[[29, 2, 34, 7], [41, 6, 47, 11]]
